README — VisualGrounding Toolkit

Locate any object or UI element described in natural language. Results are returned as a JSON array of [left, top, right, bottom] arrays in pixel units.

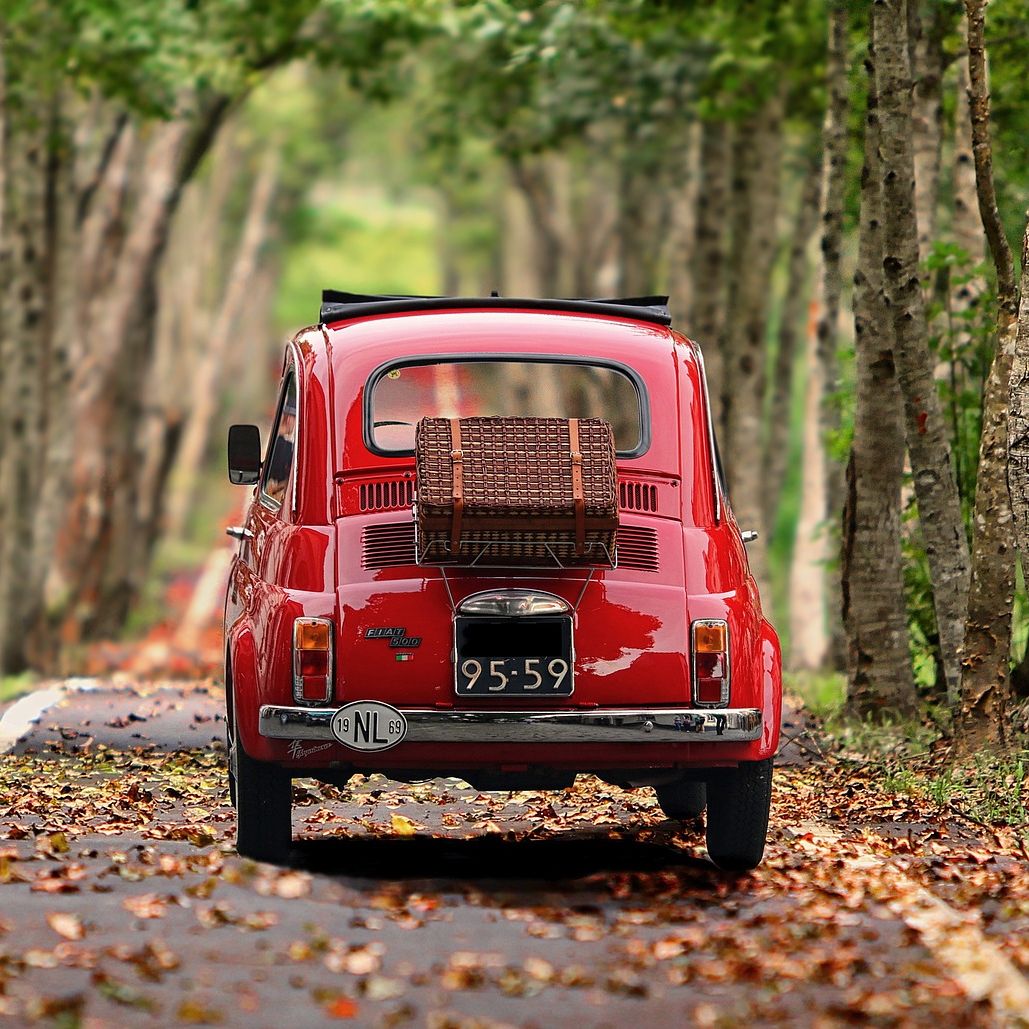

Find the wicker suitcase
[[414, 416, 618, 566]]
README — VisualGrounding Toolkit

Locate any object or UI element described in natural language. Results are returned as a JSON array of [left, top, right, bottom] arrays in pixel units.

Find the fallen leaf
[[325, 997, 359, 1019], [123, 893, 167, 919], [390, 813, 420, 836], [46, 912, 85, 940]]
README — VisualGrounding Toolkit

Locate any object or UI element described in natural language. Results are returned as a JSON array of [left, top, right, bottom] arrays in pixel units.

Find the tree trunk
[[874, 0, 971, 705], [566, 144, 616, 299], [508, 155, 566, 296], [959, 0, 1020, 746], [166, 148, 279, 537], [613, 140, 670, 298], [789, 319, 830, 671], [844, 14, 916, 716], [908, 0, 948, 265], [724, 92, 784, 598], [690, 120, 730, 435], [764, 153, 821, 537], [666, 121, 699, 330], [816, 0, 851, 670], [952, 32, 986, 282], [1009, 239, 1029, 579], [0, 102, 53, 671], [44, 98, 232, 645]]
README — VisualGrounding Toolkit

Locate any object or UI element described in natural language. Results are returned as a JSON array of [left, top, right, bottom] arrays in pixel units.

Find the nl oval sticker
[[330, 701, 407, 753]]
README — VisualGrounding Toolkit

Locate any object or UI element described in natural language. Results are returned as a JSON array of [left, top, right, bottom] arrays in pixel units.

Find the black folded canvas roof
[[319, 291, 672, 327]]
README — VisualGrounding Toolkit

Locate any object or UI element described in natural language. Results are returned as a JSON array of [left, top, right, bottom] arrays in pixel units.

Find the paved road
[[0, 680, 1026, 1027]]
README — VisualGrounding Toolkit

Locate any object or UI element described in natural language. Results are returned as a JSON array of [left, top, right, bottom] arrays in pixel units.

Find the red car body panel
[[224, 307, 781, 775]]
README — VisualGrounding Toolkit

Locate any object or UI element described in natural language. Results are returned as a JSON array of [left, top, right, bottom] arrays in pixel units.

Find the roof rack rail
[[319, 291, 672, 327]]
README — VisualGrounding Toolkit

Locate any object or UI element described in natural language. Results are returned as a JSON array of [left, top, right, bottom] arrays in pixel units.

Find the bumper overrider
[[259, 705, 763, 745]]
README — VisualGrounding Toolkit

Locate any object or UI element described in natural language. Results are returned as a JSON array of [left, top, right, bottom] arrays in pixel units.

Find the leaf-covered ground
[[1, 689, 1027, 1027]]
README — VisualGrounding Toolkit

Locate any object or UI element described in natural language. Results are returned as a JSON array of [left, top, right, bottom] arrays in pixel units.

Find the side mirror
[[228, 424, 262, 485]]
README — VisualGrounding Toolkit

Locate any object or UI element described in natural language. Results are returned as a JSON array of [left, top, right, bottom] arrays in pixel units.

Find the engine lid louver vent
[[361, 522, 659, 572], [362, 522, 417, 568], [619, 479, 659, 513], [359, 478, 415, 512], [615, 525, 659, 572]]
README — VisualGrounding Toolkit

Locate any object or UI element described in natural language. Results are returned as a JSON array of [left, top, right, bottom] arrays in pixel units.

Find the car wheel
[[705, 758, 773, 871], [655, 780, 706, 821], [233, 714, 292, 864], [226, 727, 238, 808]]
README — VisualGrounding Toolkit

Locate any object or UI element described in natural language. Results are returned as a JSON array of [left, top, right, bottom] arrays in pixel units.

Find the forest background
[[2, 0, 1029, 755]]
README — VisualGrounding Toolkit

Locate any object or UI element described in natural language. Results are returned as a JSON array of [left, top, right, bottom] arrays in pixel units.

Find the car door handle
[[741, 530, 758, 544], [226, 526, 254, 541]]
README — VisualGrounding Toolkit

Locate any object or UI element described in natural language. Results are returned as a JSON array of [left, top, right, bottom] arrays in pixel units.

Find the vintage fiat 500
[[224, 292, 781, 870]]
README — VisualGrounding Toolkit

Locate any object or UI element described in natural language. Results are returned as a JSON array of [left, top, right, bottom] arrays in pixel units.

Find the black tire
[[232, 714, 292, 864], [705, 758, 773, 871], [227, 728, 237, 808], [655, 780, 707, 821]]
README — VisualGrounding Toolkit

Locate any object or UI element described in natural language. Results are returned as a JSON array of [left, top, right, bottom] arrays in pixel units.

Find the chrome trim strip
[[258, 705, 762, 744]]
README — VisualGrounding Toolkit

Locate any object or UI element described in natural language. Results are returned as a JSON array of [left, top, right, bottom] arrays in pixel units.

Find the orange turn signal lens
[[295, 618, 331, 651], [693, 621, 727, 653]]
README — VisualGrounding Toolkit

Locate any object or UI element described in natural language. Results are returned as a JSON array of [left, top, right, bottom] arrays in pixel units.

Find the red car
[[224, 293, 782, 870]]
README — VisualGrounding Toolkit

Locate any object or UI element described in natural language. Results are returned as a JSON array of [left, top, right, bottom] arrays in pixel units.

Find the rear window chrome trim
[[363, 352, 651, 459]]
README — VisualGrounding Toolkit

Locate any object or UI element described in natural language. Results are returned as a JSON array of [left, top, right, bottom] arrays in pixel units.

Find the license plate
[[455, 616, 573, 696], [330, 701, 407, 752]]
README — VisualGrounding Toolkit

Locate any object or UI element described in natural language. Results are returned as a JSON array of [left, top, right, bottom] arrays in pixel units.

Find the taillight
[[293, 617, 333, 704], [692, 619, 729, 707]]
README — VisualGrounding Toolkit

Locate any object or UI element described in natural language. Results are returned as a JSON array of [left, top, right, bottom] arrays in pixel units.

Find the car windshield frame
[[363, 352, 651, 459]]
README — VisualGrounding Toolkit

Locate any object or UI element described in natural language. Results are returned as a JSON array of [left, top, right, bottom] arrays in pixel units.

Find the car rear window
[[367, 358, 646, 455]]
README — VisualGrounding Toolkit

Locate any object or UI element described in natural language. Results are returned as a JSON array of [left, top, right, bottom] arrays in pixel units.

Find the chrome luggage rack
[[412, 506, 618, 571]]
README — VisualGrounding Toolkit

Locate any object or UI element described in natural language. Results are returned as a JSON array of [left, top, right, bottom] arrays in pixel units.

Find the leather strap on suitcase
[[569, 418, 585, 555], [450, 418, 464, 552]]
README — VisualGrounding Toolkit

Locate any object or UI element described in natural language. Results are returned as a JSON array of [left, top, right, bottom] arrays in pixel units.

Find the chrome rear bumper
[[258, 705, 762, 744]]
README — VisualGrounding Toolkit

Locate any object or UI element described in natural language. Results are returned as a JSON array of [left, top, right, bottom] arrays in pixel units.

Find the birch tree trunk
[[844, 15, 915, 715], [690, 120, 730, 435], [724, 93, 784, 597], [958, 0, 1019, 746], [874, 0, 971, 704]]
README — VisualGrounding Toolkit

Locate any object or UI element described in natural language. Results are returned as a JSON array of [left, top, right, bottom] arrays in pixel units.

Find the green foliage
[[901, 243, 1008, 699], [788, 670, 845, 719], [925, 242, 996, 517], [275, 191, 439, 331], [1, 1, 435, 125], [882, 749, 1029, 834], [0, 671, 37, 705]]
